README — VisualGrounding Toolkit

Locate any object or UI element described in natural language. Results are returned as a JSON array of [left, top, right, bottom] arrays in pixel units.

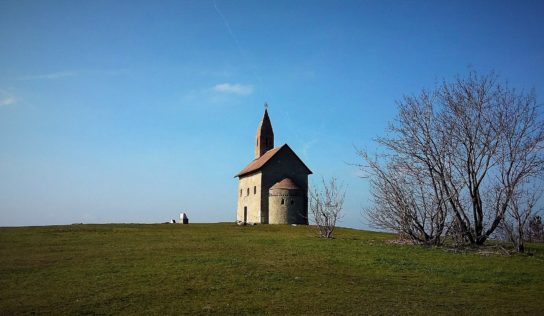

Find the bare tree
[[359, 71, 544, 246], [440, 73, 544, 244], [358, 93, 449, 245], [309, 177, 346, 238]]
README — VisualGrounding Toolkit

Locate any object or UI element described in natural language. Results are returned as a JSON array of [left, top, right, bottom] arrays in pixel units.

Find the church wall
[[260, 150, 309, 224], [236, 172, 262, 224]]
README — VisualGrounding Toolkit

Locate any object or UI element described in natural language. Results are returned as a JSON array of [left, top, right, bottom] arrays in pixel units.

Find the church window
[[247, 188, 250, 196], [291, 200, 294, 205], [240, 189, 242, 196], [281, 198, 284, 205], [254, 186, 256, 194]]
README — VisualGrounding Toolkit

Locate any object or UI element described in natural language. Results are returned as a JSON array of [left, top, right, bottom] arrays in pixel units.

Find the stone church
[[235, 107, 312, 225]]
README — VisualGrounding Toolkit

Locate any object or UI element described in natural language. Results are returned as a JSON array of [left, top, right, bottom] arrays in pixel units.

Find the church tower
[[255, 105, 274, 158]]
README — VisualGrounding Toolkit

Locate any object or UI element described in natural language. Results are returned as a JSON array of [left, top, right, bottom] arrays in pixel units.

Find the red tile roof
[[270, 178, 300, 190], [235, 144, 312, 177], [235, 145, 283, 177]]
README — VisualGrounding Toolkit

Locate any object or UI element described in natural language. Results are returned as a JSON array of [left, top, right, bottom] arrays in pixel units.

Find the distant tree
[[359, 71, 544, 246], [499, 188, 542, 252], [528, 214, 544, 242], [309, 177, 346, 239]]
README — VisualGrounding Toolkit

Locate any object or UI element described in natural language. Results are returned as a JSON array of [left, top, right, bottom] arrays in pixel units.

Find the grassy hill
[[1, 223, 543, 315]]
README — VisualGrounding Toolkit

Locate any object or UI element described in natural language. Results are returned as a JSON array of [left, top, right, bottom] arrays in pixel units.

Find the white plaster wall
[[236, 172, 262, 223]]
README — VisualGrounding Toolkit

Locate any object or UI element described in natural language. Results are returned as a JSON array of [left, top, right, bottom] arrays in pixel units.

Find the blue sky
[[1, 0, 543, 228]]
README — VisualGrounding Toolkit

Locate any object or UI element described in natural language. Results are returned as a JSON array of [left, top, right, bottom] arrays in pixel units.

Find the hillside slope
[[1, 223, 543, 315]]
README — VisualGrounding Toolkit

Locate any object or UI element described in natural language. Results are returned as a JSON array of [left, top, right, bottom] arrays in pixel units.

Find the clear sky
[[1, 0, 543, 228]]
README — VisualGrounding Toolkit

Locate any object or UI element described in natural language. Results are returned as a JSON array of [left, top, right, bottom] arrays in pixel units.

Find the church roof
[[235, 144, 312, 178], [270, 178, 300, 190]]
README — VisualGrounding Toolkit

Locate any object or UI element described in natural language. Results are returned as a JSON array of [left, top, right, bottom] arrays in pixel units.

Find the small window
[[291, 200, 294, 205], [254, 186, 256, 194], [240, 189, 242, 196], [247, 188, 250, 196], [281, 198, 284, 205]]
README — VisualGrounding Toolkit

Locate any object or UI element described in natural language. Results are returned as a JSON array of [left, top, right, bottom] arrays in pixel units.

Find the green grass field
[[1, 223, 543, 315]]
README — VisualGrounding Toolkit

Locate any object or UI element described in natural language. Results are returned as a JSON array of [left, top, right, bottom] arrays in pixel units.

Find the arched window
[[247, 188, 250, 196], [240, 189, 242, 196], [281, 198, 284, 205], [254, 186, 256, 194]]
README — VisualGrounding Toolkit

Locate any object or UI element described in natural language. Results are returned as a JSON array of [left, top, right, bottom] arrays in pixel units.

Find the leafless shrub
[[310, 177, 346, 238]]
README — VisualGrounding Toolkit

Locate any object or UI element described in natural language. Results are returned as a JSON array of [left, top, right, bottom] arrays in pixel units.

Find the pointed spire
[[255, 104, 274, 159]]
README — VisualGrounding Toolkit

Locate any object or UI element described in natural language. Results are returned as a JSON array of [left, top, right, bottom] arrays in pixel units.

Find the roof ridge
[[235, 143, 312, 178]]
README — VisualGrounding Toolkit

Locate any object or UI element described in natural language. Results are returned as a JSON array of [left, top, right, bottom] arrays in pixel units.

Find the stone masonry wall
[[260, 150, 309, 224], [269, 188, 305, 224]]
